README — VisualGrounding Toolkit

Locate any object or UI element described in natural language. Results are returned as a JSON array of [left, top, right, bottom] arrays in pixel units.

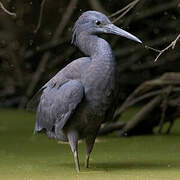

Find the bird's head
[[72, 11, 142, 45]]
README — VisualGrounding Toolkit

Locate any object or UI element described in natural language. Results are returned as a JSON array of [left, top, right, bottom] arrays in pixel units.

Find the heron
[[30, 10, 142, 172]]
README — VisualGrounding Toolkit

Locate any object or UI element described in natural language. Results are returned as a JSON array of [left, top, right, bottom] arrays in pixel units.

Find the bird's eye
[[95, 20, 101, 26]]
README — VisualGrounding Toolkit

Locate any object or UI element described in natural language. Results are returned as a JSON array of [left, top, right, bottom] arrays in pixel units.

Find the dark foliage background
[[0, 0, 179, 126]]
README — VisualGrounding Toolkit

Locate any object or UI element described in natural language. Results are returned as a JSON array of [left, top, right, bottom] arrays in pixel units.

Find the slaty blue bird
[[30, 10, 142, 172]]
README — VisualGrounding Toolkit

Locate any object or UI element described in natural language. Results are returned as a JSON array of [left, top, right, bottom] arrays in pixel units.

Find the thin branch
[[144, 45, 161, 53], [0, 1, 16, 17], [24, 39, 68, 59], [158, 86, 172, 133], [34, 0, 46, 34], [154, 33, 180, 62], [115, 34, 176, 57], [134, 1, 178, 21], [26, 0, 78, 98], [109, 2, 133, 18], [110, 0, 140, 23], [98, 122, 126, 136], [114, 87, 180, 121], [49, 47, 75, 69], [53, 0, 78, 41], [88, 0, 107, 15], [118, 96, 162, 137]]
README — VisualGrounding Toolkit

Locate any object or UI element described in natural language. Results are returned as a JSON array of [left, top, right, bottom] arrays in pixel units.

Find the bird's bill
[[104, 24, 142, 44]]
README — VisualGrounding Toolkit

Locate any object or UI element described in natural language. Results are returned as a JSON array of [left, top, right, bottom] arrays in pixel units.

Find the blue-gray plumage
[[32, 10, 142, 172]]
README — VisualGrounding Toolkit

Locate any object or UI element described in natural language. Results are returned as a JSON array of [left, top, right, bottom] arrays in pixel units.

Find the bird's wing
[[27, 57, 91, 111], [26, 86, 46, 111], [34, 80, 84, 132], [26, 69, 69, 112]]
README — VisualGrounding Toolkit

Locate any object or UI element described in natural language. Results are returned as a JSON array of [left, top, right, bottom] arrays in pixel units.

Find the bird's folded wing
[[34, 80, 84, 132], [26, 86, 45, 111], [26, 72, 69, 111]]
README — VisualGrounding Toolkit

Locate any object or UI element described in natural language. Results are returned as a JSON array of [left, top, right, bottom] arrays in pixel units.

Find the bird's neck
[[77, 34, 114, 62]]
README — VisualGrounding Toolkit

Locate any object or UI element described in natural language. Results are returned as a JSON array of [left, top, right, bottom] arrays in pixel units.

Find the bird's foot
[[74, 151, 80, 173]]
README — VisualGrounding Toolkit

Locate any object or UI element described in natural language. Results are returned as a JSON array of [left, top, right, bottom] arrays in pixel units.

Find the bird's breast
[[82, 60, 116, 113]]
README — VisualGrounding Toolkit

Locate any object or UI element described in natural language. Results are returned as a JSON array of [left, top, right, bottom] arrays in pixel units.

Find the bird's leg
[[67, 130, 80, 173], [85, 133, 97, 168]]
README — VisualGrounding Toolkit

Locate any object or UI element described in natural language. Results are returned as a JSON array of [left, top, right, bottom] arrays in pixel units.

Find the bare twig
[[109, 0, 140, 23], [154, 33, 180, 62], [53, 0, 78, 41], [98, 122, 126, 136], [158, 86, 172, 133], [134, 1, 179, 21], [114, 78, 180, 121], [130, 53, 180, 71], [0, 1, 16, 17], [26, 0, 78, 98], [88, 0, 107, 15], [109, 0, 140, 18], [118, 95, 162, 137], [24, 39, 68, 59], [34, 0, 46, 34], [49, 47, 75, 69], [144, 45, 161, 53], [116, 34, 176, 57]]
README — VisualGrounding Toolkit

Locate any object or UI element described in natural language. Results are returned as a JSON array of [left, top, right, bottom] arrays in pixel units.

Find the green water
[[0, 108, 180, 180]]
